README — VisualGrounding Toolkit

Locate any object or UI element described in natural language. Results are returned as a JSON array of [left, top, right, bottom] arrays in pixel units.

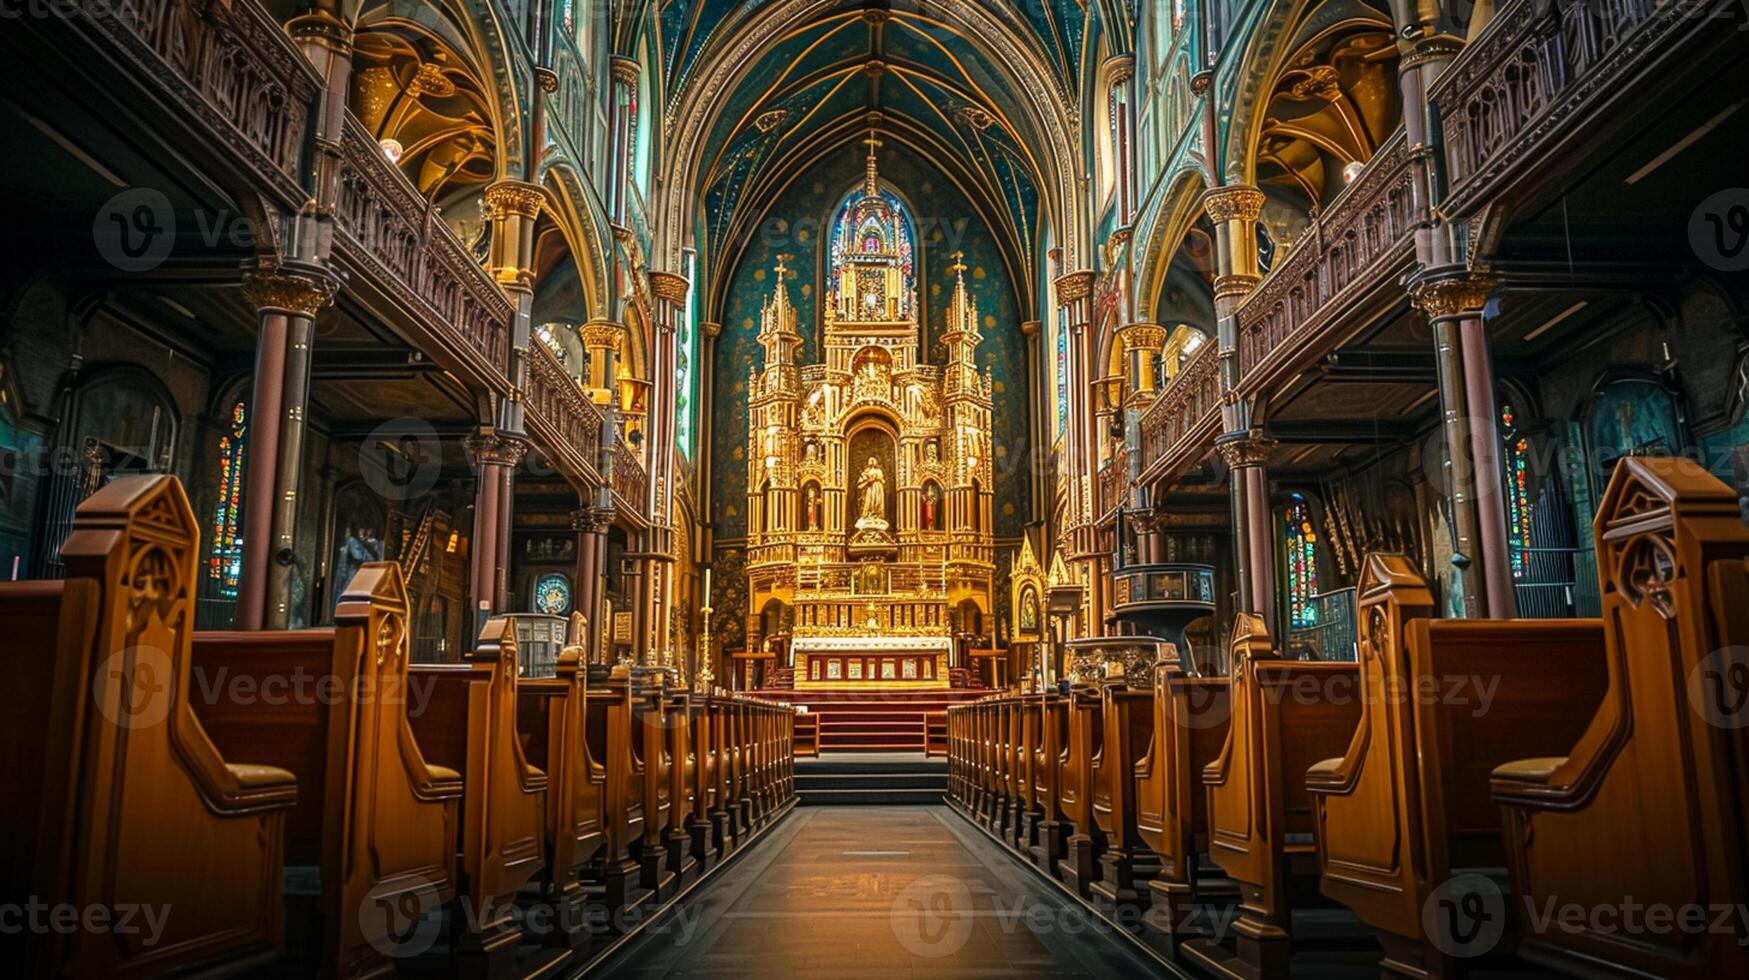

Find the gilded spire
[[863, 131, 882, 197]]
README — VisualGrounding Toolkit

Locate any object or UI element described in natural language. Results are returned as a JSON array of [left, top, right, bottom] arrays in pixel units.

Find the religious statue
[[856, 456, 887, 529], [804, 484, 821, 530], [922, 483, 939, 530]]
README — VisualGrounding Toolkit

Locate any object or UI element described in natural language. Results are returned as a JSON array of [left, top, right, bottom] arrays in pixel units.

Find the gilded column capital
[[1019, 319, 1041, 338], [610, 56, 640, 85], [701, 320, 722, 339], [1213, 273, 1263, 301], [1214, 429, 1277, 469], [464, 430, 530, 468], [649, 271, 690, 306], [534, 67, 559, 93], [1055, 271, 1096, 304], [1409, 267, 1499, 320], [581, 319, 626, 351], [484, 179, 546, 220], [1117, 322, 1168, 352], [242, 263, 337, 318], [1202, 185, 1266, 225]]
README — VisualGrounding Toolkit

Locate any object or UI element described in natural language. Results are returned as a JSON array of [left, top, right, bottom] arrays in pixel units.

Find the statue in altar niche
[[856, 455, 887, 530]]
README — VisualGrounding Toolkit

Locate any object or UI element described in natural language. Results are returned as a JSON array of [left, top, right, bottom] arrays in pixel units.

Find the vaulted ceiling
[[661, 0, 1098, 307]]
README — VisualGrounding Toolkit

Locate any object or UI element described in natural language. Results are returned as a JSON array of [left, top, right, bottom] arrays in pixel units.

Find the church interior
[[2, 0, 1749, 977]]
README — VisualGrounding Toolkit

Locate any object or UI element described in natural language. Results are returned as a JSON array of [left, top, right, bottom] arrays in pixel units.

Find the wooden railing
[[525, 341, 604, 481], [81, 0, 317, 197], [1136, 342, 1221, 475], [1096, 449, 1129, 520], [612, 436, 648, 512], [333, 118, 512, 379], [1233, 131, 1415, 385], [1435, 0, 1705, 207]]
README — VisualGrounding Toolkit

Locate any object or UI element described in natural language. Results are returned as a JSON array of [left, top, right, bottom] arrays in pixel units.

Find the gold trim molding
[[1055, 271, 1096, 304], [650, 271, 690, 306], [485, 180, 545, 220], [1410, 270, 1499, 320], [1117, 323, 1168, 352], [242, 265, 336, 318], [1215, 430, 1277, 469]]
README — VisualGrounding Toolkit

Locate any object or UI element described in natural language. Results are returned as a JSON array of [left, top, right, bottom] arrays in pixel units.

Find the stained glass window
[[1283, 493, 1320, 629], [676, 249, 697, 457], [209, 401, 247, 597], [534, 573, 573, 616], [1501, 403, 1534, 577], [561, 0, 573, 36]]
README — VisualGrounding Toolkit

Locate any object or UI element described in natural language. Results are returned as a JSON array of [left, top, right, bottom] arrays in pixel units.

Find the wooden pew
[[627, 678, 677, 902], [685, 694, 721, 871], [1491, 457, 1749, 977], [408, 618, 548, 976], [1091, 680, 1157, 913], [999, 698, 1025, 842], [2, 475, 300, 977], [1027, 694, 1071, 873], [1184, 613, 1362, 980], [702, 695, 738, 855], [1010, 696, 1039, 849], [661, 689, 700, 888], [1306, 554, 1606, 977], [1135, 652, 1233, 946], [587, 674, 652, 921], [516, 648, 606, 954], [193, 563, 465, 976], [1057, 685, 1106, 897]]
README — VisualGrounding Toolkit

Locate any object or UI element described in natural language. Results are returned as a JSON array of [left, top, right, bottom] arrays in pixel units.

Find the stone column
[[608, 57, 640, 228], [1020, 319, 1045, 525], [1107, 55, 1138, 228], [1117, 322, 1166, 561], [1215, 430, 1277, 632], [1202, 185, 1267, 618], [697, 319, 722, 547], [237, 263, 337, 630], [1411, 269, 1513, 618], [572, 506, 611, 661], [465, 430, 528, 622]]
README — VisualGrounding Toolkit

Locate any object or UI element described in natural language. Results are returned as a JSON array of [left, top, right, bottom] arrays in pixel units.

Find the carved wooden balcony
[[1435, 0, 1711, 215], [1135, 342, 1221, 480], [333, 118, 513, 385], [612, 436, 649, 516], [525, 341, 605, 486]]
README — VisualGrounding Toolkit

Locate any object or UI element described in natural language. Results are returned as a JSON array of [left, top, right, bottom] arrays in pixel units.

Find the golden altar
[[740, 142, 997, 661], [792, 636, 952, 690]]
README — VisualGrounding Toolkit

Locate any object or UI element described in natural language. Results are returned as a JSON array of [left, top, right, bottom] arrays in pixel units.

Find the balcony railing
[[1096, 449, 1129, 520], [1233, 131, 1415, 386], [84, 0, 317, 198], [1136, 342, 1221, 475], [525, 341, 604, 482], [1435, 0, 1702, 207], [612, 436, 648, 514], [333, 118, 512, 379], [1136, 130, 1415, 480]]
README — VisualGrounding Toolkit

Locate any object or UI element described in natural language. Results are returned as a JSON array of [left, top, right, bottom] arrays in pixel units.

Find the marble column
[[1411, 269, 1513, 618], [1215, 429, 1278, 633], [1117, 322, 1166, 560], [1202, 184, 1267, 617], [465, 430, 528, 622], [237, 263, 337, 630]]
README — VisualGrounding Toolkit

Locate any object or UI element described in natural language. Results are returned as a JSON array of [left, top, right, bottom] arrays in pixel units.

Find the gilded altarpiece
[[744, 151, 996, 689]]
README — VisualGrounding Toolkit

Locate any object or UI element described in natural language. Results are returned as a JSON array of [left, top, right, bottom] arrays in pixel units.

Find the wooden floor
[[590, 806, 1177, 978]]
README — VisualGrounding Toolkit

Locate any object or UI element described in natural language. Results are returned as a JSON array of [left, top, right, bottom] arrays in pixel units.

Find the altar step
[[795, 755, 948, 806], [751, 689, 983, 753]]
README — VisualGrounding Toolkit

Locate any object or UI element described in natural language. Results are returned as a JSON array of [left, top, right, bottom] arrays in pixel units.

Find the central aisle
[[591, 806, 1178, 978]]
